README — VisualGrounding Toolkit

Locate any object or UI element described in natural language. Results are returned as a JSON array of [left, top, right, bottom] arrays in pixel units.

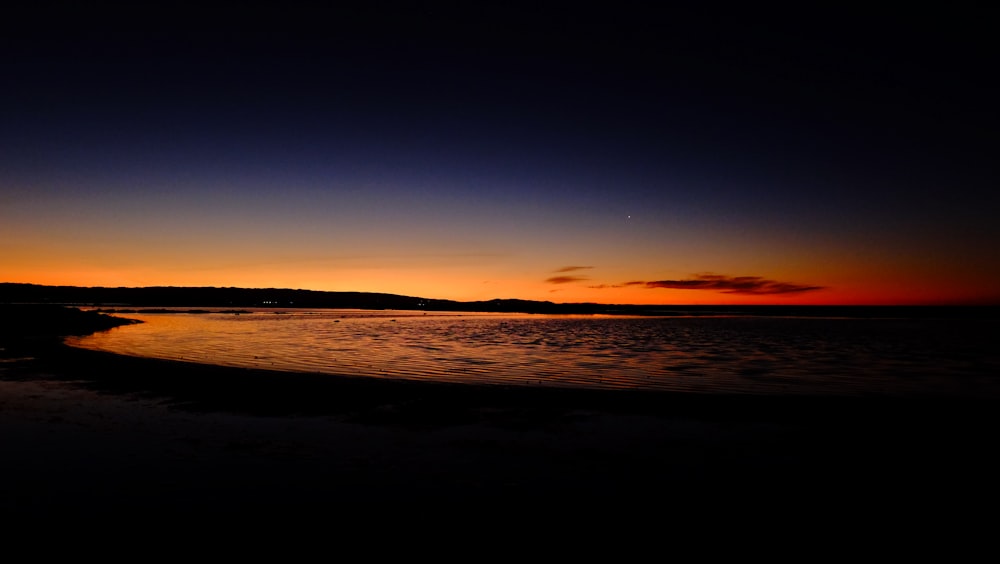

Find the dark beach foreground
[[2, 305, 997, 531]]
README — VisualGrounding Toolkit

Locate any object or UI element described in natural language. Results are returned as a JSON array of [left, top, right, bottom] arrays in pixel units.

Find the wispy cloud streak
[[549, 268, 820, 295], [547, 265, 593, 284], [644, 274, 824, 295], [584, 273, 824, 294], [546, 276, 589, 284]]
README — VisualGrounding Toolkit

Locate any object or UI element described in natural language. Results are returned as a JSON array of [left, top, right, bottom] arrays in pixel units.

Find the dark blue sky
[[3, 3, 998, 304]]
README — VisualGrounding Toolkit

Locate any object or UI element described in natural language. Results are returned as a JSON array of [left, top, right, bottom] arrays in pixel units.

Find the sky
[[2, 3, 998, 305]]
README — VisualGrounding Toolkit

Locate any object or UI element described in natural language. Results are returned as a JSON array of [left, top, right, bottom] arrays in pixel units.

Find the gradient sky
[[3, 3, 998, 305]]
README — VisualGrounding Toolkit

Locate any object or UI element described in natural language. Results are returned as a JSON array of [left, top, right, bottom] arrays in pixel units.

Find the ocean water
[[66, 308, 1000, 398]]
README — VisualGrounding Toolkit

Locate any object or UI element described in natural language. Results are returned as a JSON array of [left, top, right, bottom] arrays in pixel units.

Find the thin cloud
[[643, 273, 825, 295], [546, 266, 594, 284], [546, 276, 589, 284], [586, 281, 647, 289]]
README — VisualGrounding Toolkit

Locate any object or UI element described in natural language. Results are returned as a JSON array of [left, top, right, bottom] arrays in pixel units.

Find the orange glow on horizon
[[4, 266, 998, 307]]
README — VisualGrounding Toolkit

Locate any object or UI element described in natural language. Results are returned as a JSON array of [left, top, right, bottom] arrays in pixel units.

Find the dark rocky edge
[[0, 303, 140, 342]]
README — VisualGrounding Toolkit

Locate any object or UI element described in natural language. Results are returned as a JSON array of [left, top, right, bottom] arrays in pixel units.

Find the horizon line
[[3, 282, 998, 308]]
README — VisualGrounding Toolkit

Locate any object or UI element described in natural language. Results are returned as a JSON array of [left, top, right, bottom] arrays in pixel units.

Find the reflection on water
[[66, 309, 1000, 398]]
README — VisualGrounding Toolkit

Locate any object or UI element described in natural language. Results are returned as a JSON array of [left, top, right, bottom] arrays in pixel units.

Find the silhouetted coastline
[[4, 282, 996, 318]]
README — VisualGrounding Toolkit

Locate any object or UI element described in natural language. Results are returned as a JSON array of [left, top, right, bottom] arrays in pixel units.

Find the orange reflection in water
[[67, 309, 1000, 398]]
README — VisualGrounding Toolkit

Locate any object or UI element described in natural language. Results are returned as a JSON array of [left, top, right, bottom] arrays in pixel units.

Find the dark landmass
[[3, 282, 996, 318], [0, 303, 140, 340]]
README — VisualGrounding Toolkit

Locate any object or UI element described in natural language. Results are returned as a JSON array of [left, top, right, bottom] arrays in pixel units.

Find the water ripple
[[65, 309, 1000, 398]]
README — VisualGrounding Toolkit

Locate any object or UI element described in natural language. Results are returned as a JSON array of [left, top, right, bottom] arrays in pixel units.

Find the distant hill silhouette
[[0, 282, 610, 314], [2, 283, 994, 318]]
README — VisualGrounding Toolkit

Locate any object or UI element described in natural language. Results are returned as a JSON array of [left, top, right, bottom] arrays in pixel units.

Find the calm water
[[66, 308, 1000, 398]]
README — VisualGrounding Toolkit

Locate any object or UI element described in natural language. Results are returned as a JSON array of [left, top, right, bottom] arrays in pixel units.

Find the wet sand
[[2, 307, 998, 526]]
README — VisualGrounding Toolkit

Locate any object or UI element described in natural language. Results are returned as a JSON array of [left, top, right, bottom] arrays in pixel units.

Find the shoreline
[[16, 336, 999, 425], [2, 305, 999, 520]]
